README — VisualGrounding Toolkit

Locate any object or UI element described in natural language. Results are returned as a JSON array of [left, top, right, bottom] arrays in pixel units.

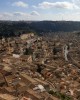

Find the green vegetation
[[0, 21, 80, 37], [48, 90, 73, 100]]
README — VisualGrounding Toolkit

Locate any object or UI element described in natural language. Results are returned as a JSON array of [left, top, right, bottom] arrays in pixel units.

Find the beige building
[[20, 33, 34, 40]]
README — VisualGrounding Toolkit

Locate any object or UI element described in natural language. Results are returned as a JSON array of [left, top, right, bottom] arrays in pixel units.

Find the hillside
[[0, 21, 80, 37]]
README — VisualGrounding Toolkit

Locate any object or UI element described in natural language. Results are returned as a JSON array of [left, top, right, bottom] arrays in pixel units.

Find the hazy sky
[[0, 0, 80, 21]]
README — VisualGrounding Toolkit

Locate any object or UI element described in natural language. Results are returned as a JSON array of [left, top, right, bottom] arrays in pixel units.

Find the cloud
[[12, 1, 28, 8], [30, 11, 40, 16], [1, 13, 13, 18], [72, 0, 80, 3], [1, 11, 80, 21], [72, 0, 80, 6], [0, 11, 40, 20], [13, 12, 27, 16], [33, 1, 79, 9], [2, 12, 13, 17], [0, 13, 13, 20]]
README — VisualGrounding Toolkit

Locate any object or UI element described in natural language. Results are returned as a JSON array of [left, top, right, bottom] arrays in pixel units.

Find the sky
[[0, 0, 80, 21]]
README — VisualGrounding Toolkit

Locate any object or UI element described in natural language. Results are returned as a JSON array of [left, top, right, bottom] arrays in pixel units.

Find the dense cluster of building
[[0, 33, 80, 100]]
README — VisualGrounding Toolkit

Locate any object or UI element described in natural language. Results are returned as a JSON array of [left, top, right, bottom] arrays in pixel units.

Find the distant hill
[[0, 21, 80, 37]]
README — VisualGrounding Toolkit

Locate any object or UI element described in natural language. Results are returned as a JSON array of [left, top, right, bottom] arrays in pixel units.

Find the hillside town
[[0, 32, 80, 100]]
